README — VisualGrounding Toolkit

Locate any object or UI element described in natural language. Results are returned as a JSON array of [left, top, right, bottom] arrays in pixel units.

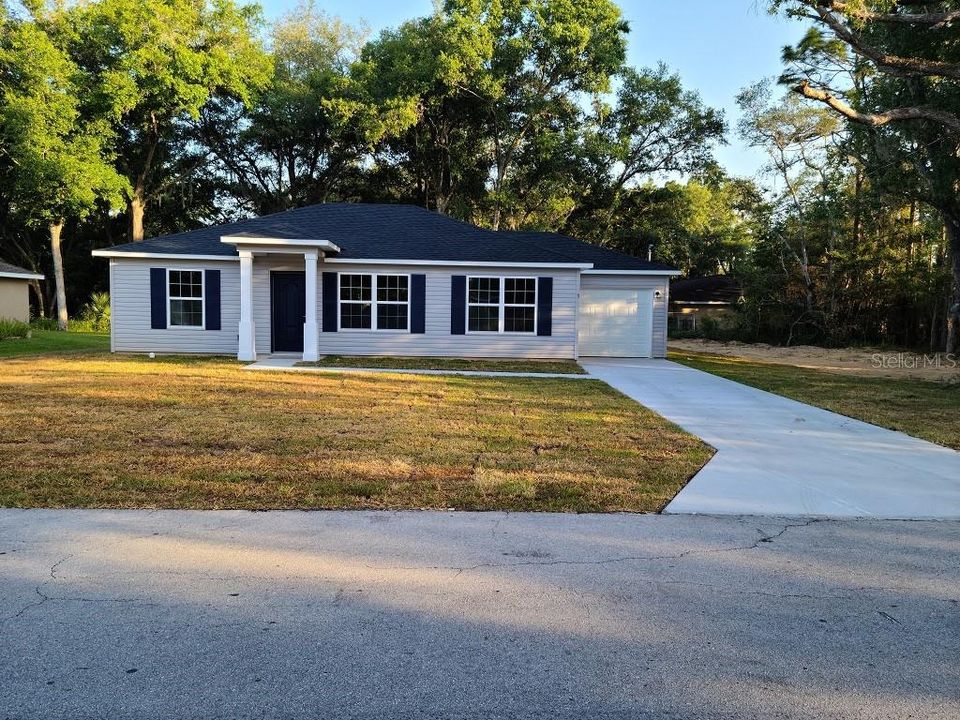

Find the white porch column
[[238, 250, 256, 361], [302, 250, 319, 362]]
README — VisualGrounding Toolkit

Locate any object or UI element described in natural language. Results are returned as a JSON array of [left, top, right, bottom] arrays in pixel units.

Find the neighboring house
[[668, 275, 744, 332], [92, 203, 679, 361], [0, 261, 44, 322]]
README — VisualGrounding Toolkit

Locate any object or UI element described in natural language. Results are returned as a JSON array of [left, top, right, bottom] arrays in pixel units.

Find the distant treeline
[[1, 0, 957, 350]]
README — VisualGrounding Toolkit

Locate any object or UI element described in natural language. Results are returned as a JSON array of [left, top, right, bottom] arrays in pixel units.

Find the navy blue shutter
[[322, 272, 338, 332], [410, 274, 426, 333], [450, 275, 466, 335], [204, 269, 221, 330], [150, 268, 166, 329], [537, 277, 553, 336]]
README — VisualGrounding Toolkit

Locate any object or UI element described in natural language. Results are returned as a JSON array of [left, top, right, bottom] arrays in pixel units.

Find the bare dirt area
[[671, 338, 960, 382]]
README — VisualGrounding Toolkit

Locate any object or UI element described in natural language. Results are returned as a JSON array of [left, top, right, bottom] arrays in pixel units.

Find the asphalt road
[[1, 510, 958, 719]]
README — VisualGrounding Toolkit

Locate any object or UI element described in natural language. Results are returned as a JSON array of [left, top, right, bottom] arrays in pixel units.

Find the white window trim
[[166, 268, 205, 330], [337, 272, 412, 333], [465, 275, 538, 335]]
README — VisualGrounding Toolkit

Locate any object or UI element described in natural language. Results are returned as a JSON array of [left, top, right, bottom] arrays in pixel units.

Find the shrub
[[30, 316, 58, 331], [73, 292, 111, 333], [0, 318, 31, 340]]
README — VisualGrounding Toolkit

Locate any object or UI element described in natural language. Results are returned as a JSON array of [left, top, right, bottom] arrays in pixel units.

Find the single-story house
[[668, 275, 743, 333], [0, 261, 44, 322], [92, 203, 679, 361]]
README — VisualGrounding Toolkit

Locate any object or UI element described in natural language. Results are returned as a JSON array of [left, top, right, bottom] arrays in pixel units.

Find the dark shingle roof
[[502, 231, 677, 272], [670, 275, 744, 303], [0, 260, 42, 277], [99, 203, 676, 271]]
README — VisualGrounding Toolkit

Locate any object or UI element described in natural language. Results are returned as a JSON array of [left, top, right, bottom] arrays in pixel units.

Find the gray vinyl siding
[[110, 257, 657, 360], [110, 258, 239, 354], [316, 262, 579, 359], [579, 274, 670, 358]]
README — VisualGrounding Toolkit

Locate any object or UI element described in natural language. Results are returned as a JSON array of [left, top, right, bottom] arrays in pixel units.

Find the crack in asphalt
[[0, 553, 72, 625], [366, 518, 826, 576], [5, 517, 955, 626], [1, 519, 814, 625]]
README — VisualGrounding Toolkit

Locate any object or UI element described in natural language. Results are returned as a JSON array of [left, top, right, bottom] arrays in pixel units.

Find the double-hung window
[[339, 273, 409, 331], [168, 270, 204, 328], [467, 276, 536, 334]]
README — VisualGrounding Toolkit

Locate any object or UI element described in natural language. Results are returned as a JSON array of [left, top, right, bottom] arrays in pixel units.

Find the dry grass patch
[[0, 355, 711, 511]]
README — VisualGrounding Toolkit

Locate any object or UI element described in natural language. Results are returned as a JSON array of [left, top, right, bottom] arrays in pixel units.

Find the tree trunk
[[128, 191, 146, 243], [852, 167, 863, 245], [28, 279, 45, 318], [49, 220, 68, 331], [490, 160, 508, 231], [945, 214, 960, 353]]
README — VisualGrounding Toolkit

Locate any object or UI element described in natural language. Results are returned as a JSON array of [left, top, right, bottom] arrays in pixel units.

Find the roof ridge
[[0, 259, 39, 274], [92, 204, 677, 271]]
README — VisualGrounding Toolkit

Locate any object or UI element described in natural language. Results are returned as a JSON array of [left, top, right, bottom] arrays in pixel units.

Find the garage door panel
[[578, 288, 652, 357]]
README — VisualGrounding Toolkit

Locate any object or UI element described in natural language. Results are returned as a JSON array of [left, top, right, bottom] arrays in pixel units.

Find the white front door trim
[[302, 252, 319, 362], [238, 251, 256, 361]]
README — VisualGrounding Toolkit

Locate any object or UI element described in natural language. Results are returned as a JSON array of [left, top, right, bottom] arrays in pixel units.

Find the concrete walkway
[[1, 510, 957, 720], [582, 359, 960, 518], [245, 355, 590, 379]]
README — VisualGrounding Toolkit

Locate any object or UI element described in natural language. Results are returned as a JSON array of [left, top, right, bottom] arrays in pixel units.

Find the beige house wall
[[0, 278, 31, 322]]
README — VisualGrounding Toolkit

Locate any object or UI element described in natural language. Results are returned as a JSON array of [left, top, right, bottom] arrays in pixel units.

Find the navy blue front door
[[271, 272, 306, 353]]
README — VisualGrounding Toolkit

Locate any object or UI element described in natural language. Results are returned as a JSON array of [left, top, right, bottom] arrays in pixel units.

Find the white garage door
[[578, 288, 654, 357]]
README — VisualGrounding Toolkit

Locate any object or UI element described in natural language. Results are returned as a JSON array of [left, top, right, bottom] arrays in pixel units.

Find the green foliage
[[12, 0, 952, 354], [74, 292, 111, 333], [442, 0, 631, 227], [30, 316, 59, 331], [0, 318, 31, 340], [57, 0, 273, 239], [357, 11, 491, 213], [204, 1, 416, 214], [603, 172, 758, 276], [769, 0, 960, 349], [65, 0, 272, 122], [0, 16, 127, 226], [734, 85, 952, 348], [569, 64, 727, 244]]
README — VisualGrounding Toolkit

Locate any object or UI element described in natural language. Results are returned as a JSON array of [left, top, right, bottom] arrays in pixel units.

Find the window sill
[[465, 331, 538, 336]]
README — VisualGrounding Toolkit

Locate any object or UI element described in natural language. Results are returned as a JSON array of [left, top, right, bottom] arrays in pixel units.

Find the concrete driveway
[[582, 359, 960, 518], [1, 510, 958, 720]]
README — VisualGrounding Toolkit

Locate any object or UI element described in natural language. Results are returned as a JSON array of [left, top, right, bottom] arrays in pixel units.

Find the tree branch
[[794, 80, 960, 134], [811, 5, 960, 79], [825, 1, 960, 28]]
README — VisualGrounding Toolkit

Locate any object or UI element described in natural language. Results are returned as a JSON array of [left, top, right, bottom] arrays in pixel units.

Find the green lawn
[[671, 348, 960, 451], [0, 330, 109, 359], [0, 354, 711, 511], [300, 355, 586, 374]]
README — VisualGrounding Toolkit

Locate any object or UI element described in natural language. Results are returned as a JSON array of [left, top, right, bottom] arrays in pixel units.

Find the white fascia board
[[582, 269, 682, 276], [91, 250, 239, 261], [220, 236, 341, 253], [323, 257, 593, 270], [0, 271, 45, 280], [233, 245, 330, 257]]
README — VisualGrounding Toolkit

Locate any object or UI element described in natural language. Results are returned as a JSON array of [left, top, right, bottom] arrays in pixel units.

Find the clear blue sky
[[260, 0, 806, 178]]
